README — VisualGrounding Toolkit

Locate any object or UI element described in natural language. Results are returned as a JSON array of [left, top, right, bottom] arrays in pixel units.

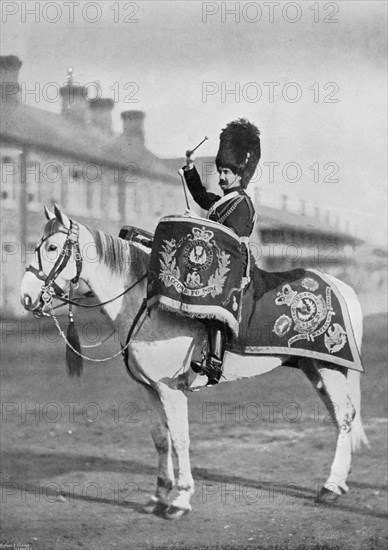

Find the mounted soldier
[[183, 118, 261, 385]]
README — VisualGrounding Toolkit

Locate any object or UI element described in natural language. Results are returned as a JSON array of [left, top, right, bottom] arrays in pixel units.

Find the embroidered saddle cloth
[[228, 266, 364, 372], [146, 217, 363, 372], [147, 215, 246, 335]]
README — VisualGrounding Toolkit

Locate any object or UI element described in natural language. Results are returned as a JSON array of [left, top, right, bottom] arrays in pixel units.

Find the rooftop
[[0, 101, 179, 184]]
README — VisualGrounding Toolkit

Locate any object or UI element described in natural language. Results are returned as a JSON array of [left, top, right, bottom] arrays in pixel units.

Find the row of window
[[261, 229, 340, 249], [1, 158, 118, 220], [1, 157, 177, 225]]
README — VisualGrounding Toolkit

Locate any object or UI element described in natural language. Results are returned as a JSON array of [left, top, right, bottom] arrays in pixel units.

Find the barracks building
[[0, 55, 363, 317]]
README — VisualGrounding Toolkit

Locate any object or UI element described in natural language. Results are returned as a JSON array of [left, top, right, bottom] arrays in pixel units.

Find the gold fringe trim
[[147, 295, 239, 336]]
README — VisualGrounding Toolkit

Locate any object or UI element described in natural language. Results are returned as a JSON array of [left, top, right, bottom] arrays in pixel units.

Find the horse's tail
[[347, 368, 369, 451]]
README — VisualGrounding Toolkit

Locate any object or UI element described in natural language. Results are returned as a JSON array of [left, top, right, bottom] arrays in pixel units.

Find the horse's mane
[[87, 226, 148, 279]]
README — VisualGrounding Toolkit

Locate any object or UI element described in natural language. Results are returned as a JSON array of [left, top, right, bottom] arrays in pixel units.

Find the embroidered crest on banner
[[274, 282, 338, 347], [301, 277, 319, 292], [325, 323, 347, 354], [273, 314, 292, 337], [159, 226, 231, 298]]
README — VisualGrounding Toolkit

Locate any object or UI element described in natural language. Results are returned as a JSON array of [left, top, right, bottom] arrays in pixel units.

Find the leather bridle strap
[[26, 219, 148, 310], [26, 264, 66, 297], [55, 273, 148, 309], [25, 221, 83, 299]]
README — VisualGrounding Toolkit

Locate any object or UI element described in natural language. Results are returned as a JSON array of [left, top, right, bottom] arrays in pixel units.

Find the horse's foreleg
[[157, 383, 194, 519], [313, 362, 356, 500], [141, 386, 175, 513]]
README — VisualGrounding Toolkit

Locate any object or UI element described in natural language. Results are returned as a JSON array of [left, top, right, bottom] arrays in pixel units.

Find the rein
[[50, 299, 148, 363], [55, 273, 147, 309]]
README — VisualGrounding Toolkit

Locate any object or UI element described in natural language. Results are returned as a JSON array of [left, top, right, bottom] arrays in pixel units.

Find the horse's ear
[[44, 205, 55, 220], [53, 203, 70, 228]]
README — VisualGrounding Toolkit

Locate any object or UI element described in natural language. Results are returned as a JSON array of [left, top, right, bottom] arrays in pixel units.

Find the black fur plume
[[215, 118, 261, 188]]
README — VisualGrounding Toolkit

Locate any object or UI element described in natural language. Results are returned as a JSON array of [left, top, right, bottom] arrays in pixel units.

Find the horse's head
[[20, 205, 82, 316]]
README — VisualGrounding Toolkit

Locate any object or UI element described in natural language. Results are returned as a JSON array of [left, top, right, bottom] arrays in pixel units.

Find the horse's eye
[[48, 244, 57, 252]]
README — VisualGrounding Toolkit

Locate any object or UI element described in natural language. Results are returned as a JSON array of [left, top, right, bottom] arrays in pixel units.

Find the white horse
[[20, 206, 368, 519]]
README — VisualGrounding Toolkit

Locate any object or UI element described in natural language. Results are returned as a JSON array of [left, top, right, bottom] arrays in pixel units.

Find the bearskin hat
[[215, 118, 261, 188]]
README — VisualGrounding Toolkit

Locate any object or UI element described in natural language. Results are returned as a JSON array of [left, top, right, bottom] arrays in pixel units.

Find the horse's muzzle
[[21, 293, 48, 316]]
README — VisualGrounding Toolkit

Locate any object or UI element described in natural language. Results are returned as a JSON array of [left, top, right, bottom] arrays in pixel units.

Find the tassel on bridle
[[66, 281, 83, 377], [65, 221, 83, 376]]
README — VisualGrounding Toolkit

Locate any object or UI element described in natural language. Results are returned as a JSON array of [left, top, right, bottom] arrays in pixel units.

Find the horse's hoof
[[315, 487, 341, 504], [164, 505, 191, 520], [142, 498, 158, 514], [142, 498, 169, 515]]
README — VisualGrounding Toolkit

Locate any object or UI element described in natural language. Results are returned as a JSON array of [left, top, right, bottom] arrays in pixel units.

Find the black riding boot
[[190, 322, 227, 386]]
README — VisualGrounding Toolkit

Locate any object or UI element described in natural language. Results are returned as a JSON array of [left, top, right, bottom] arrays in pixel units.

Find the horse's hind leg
[[141, 386, 175, 513], [301, 360, 355, 501], [156, 383, 194, 519]]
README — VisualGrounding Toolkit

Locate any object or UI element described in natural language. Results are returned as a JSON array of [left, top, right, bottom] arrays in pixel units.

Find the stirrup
[[190, 359, 223, 385], [203, 358, 223, 386], [190, 360, 205, 374], [205, 363, 223, 386]]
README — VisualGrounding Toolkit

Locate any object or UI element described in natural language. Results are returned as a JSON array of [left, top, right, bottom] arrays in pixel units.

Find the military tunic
[[183, 165, 256, 238]]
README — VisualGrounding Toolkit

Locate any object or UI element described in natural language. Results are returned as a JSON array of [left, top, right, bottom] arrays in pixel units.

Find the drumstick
[[186, 136, 209, 157]]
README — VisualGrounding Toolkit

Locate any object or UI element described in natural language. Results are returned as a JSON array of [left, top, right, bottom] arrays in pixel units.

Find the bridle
[[26, 220, 82, 308], [26, 218, 147, 312], [25, 216, 149, 367]]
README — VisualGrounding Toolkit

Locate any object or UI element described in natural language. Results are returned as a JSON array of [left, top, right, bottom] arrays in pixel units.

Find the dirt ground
[[1, 309, 387, 550]]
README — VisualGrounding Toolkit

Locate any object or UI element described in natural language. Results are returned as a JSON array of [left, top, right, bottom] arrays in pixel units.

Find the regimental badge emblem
[[183, 226, 214, 271], [291, 292, 327, 334], [301, 277, 319, 292], [324, 323, 347, 354], [159, 226, 231, 298], [274, 284, 336, 347], [273, 314, 292, 337]]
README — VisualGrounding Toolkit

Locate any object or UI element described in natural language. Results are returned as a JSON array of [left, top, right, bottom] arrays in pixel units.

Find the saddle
[[119, 225, 153, 249]]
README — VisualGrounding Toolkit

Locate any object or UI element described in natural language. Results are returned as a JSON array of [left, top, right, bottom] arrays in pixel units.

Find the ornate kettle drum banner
[[147, 216, 246, 334]]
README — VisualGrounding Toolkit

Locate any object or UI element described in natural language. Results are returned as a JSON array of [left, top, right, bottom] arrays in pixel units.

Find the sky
[[1, 0, 387, 246]]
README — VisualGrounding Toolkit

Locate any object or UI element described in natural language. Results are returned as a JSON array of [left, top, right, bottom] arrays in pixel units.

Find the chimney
[[121, 110, 145, 144], [0, 55, 22, 104], [60, 83, 89, 122], [60, 70, 89, 123], [300, 200, 306, 216], [89, 97, 114, 133], [281, 194, 288, 211]]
